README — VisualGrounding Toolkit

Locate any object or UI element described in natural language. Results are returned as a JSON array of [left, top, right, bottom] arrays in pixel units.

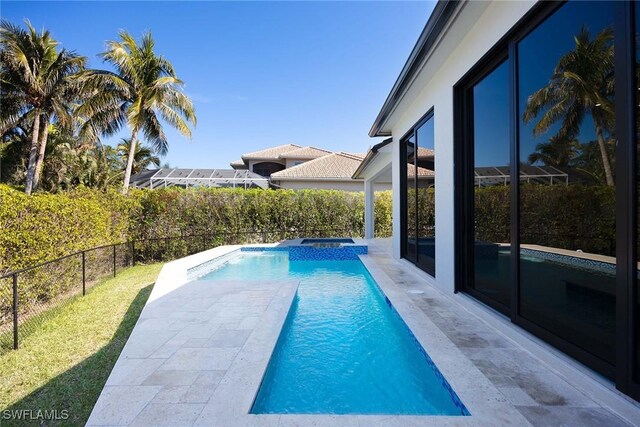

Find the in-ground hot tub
[[300, 238, 355, 244]]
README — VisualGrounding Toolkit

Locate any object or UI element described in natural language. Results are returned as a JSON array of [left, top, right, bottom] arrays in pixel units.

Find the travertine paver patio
[[362, 239, 640, 427], [87, 246, 298, 426], [87, 241, 640, 426]]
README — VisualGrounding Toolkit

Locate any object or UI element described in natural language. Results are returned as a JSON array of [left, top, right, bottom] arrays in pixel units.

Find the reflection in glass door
[[456, 0, 640, 398], [416, 117, 436, 275], [404, 134, 417, 263], [517, 1, 616, 370], [469, 60, 511, 310], [401, 111, 436, 276]]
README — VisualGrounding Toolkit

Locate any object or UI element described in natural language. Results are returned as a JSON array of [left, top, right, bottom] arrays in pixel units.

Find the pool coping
[[192, 242, 533, 425], [356, 252, 533, 426], [89, 242, 535, 426], [186, 243, 530, 425]]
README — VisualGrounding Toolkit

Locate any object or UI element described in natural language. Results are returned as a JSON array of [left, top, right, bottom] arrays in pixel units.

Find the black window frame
[[453, 0, 639, 400], [400, 108, 436, 277]]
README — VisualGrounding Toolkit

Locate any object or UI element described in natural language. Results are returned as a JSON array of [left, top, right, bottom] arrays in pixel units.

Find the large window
[[517, 0, 616, 368], [401, 110, 435, 276], [467, 59, 511, 311], [456, 0, 639, 391]]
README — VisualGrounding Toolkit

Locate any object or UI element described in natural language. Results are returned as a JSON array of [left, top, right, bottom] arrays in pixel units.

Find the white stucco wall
[[275, 180, 391, 192], [388, 0, 536, 293]]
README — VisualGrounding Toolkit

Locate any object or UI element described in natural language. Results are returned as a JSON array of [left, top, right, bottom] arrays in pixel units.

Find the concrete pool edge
[[192, 280, 299, 426], [167, 242, 531, 424], [357, 252, 533, 426], [89, 241, 542, 426]]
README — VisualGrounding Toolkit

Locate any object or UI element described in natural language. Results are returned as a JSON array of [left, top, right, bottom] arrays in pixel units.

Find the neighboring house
[[358, 0, 640, 403], [230, 144, 331, 177], [231, 144, 391, 191], [271, 152, 387, 191]]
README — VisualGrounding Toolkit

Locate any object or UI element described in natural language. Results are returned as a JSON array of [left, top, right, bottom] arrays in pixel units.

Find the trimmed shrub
[[374, 191, 392, 237], [0, 185, 137, 274], [0, 186, 395, 275], [132, 188, 368, 240], [474, 184, 616, 256]]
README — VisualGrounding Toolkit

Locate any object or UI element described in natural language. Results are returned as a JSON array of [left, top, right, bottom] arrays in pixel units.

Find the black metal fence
[[0, 228, 360, 353]]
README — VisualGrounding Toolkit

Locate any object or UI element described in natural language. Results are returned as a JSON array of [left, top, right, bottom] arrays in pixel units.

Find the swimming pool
[[199, 247, 468, 415]]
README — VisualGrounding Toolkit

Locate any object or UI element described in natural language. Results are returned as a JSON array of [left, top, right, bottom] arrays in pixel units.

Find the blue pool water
[[200, 249, 468, 415]]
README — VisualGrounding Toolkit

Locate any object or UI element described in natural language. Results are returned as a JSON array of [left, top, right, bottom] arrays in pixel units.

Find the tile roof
[[279, 146, 332, 159], [270, 152, 364, 180], [230, 159, 247, 168], [417, 147, 435, 158], [241, 144, 301, 160], [408, 164, 435, 177]]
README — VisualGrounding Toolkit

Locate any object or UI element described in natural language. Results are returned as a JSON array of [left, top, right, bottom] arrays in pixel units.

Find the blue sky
[[1, 1, 434, 168]]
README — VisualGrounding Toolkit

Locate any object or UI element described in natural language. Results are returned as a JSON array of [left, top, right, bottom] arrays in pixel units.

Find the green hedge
[[0, 185, 137, 274], [0, 185, 396, 274], [0, 186, 395, 334], [0, 181, 620, 327], [475, 184, 616, 256], [132, 188, 368, 241], [0, 183, 620, 274]]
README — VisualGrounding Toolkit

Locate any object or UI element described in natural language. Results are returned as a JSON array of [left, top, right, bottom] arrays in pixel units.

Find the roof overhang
[[369, 0, 464, 137], [242, 157, 287, 163], [352, 138, 393, 181]]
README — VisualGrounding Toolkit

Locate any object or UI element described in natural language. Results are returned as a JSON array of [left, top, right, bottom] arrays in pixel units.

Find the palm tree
[[523, 26, 615, 186], [0, 20, 86, 194], [116, 138, 160, 175], [77, 31, 196, 193], [528, 135, 580, 168]]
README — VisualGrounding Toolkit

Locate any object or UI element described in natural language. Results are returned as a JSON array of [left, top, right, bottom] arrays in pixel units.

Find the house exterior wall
[[389, 0, 536, 293], [275, 180, 391, 192]]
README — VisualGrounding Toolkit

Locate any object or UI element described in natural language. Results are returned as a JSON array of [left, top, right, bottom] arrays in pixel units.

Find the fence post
[[82, 251, 86, 296], [12, 273, 18, 350], [113, 244, 117, 277]]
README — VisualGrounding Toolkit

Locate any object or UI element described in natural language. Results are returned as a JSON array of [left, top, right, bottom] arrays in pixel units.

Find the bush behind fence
[[0, 185, 393, 275], [0, 228, 357, 353], [0, 183, 619, 352]]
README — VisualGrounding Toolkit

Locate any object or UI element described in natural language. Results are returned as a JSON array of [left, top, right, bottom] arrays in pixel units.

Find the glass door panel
[[517, 1, 616, 367]]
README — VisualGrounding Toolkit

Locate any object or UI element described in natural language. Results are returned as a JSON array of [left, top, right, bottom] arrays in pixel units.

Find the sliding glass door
[[403, 134, 417, 263], [456, 0, 639, 392], [466, 59, 511, 312], [401, 111, 436, 276], [517, 0, 616, 372]]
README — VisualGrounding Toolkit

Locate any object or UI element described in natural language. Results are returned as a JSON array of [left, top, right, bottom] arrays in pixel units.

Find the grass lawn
[[0, 263, 162, 426]]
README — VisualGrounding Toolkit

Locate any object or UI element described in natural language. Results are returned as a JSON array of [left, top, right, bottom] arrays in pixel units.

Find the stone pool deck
[[87, 240, 640, 426]]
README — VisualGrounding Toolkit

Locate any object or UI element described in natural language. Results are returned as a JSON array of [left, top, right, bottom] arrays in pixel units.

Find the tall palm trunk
[[32, 113, 51, 191], [122, 129, 138, 194], [595, 124, 614, 186], [24, 109, 41, 195]]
